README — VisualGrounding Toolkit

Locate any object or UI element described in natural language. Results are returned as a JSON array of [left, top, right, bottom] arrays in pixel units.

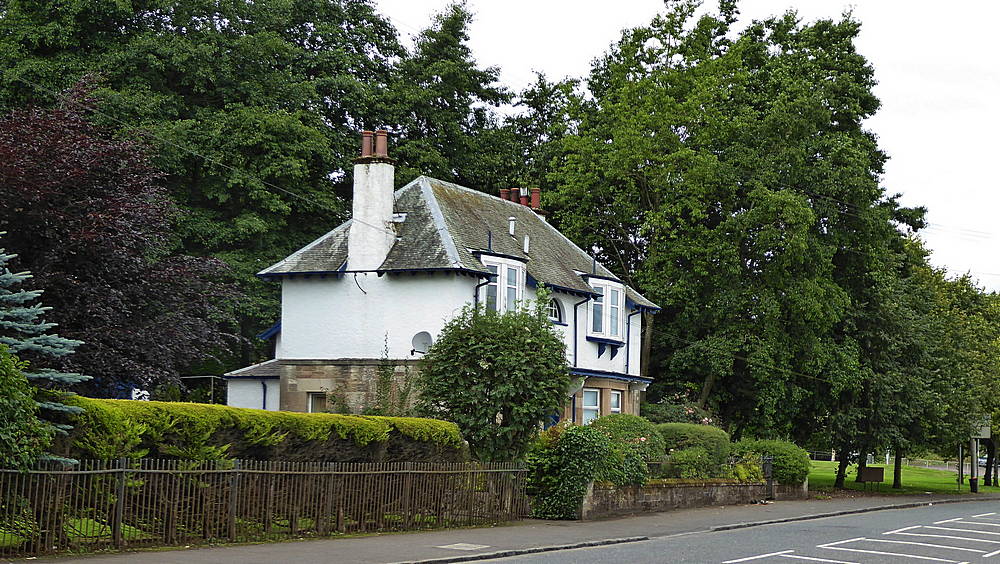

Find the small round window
[[547, 298, 563, 323]]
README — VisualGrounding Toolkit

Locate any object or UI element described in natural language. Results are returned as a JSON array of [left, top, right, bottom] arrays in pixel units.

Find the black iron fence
[[0, 459, 529, 558]]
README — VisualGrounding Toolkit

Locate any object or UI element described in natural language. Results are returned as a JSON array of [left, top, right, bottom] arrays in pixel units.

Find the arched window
[[547, 298, 563, 323]]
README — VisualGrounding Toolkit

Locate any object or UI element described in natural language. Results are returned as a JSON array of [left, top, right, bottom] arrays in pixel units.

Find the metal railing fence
[[0, 459, 529, 558]]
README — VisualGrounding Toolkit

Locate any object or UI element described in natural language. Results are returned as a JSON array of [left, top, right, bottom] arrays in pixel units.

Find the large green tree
[[382, 2, 512, 192], [0, 0, 402, 362], [544, 1, 947, 480]]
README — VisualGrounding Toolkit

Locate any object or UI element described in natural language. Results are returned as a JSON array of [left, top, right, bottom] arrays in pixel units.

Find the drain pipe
[[473, 274, 494, 307], [625, 309, 641, 375], [261, 380, 268, 410], [570, 295, 590, 424]]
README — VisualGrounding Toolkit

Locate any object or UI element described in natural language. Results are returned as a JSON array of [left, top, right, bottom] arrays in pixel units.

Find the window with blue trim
[[547, 298, 563, 323], [589, 281, 625, 340], [480, 257, 523, 313]]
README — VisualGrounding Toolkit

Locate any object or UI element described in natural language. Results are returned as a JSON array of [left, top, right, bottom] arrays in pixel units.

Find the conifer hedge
[[55, 398, 466, 462]]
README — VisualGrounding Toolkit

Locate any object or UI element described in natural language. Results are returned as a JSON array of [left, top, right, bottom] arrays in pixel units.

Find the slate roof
[[259, 176, 658, 310], [223, 359, 280, 379]]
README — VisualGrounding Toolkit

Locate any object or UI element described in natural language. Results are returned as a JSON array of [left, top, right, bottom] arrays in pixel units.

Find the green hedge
[[657, 423, 731, 465], [590, 414, 665, 461], [732, 439, 810, 485], [56, 398, 466, 462]]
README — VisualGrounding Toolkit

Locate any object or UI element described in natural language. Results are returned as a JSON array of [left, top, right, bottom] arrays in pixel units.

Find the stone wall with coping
[[579, 478, 809, 520]]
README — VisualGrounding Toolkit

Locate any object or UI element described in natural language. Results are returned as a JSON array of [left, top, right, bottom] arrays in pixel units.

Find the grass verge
[[809, 460, 1000, 495]]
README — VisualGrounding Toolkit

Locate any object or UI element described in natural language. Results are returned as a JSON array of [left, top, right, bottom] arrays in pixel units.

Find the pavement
[[24, 493, 1000, 564]]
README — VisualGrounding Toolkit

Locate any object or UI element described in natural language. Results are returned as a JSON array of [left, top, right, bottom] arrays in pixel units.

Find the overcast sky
[[376, 0, 1000, 290]]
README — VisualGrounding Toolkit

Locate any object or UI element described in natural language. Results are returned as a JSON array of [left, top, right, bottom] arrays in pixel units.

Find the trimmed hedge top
[[59, 397, 465, 462], [656, 423, 731, 465], [590, 414, 666, 461]]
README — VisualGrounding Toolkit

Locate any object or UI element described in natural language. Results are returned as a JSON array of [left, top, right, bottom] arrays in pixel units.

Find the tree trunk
[[854, 453, 867, 482], [893, 450, 903, 489], [640, 312, 654, 381], [835, 457, 849, 489], [697, 371, 717, 410], [985, 438, 996, 487]]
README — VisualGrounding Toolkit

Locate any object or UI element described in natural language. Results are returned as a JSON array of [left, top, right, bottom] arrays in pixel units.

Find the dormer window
[[480, 257, 524, 313], [589, 280, 625, 339]]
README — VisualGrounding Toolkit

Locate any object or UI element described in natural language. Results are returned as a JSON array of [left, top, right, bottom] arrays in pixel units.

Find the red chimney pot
[[499, 188, 510, 201], [374, 130, 388, 157], [360, 131, 374, 158], [530, 187, 541, 209]]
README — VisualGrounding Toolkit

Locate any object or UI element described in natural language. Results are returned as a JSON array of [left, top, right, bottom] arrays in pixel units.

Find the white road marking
[[776, 554, 858, 563], [937, 518, 966, 524], [984, 547, 1000, 558], [434, 543, 490, 551], [894, 532, 1000, 544], [819, 538, 866, 547], [973, 513, 997, 518], [927, 527, 1000, 537], [862, 538, 986, 553], [887, 526, 924, 534], [818, 544, 966, 563], [955, 521, 1000, 528], [722, 549, 794, 563]]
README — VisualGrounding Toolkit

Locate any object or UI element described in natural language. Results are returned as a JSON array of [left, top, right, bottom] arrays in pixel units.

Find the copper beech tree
[[0, 84, 236, 396]]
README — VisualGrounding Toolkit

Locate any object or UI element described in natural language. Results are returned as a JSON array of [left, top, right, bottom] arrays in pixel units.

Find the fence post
[[763, 455, 775, 500], [112, 458, 127, 548], [228, 460, 240, 541]]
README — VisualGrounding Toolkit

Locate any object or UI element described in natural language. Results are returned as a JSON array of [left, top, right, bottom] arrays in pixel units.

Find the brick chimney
[[348, 130, 395, 270]]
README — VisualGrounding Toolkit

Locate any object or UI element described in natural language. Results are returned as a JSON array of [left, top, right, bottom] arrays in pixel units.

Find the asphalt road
[[488, 500, 1000, 564]]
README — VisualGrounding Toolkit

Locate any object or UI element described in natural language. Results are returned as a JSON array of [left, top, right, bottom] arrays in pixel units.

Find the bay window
[[589, 281, 626, 339], [582, 388, 600, 424]]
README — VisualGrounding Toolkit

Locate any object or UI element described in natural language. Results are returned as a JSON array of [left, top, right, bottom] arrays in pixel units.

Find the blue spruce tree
[[0, 234, 89, 438]]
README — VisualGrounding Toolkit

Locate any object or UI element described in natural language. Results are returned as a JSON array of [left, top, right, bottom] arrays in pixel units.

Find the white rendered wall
[[280, 273, 476, 360], [347, 162, 396, 270], [227, 379, 280, 410], [548, 293, 643, 377]]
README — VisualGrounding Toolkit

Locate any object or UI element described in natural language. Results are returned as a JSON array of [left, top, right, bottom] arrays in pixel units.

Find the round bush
[[590, 414, 666, 461], [731, 439, 810, 485], [668, 446, 713, 479], [657, 423, 731, 465]]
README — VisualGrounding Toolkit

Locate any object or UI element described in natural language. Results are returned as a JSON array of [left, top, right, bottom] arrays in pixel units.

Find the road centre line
[[861, 538, 986, 553], [722, 549, 794, 563], [818, 538, 866, 547], [973, 514, 997, 519], [938, 518, 966, 525], [926, 527, 1000, 537], [776, 554, 858, 563], [894, 532, 1000, 544], [983, 547, 1000, 558]]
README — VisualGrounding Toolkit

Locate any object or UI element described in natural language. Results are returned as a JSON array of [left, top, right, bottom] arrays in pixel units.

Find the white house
[[224, 130, 659, 423]]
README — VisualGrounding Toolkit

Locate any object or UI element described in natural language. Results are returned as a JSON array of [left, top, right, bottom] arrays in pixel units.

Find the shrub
[[56, 397, 466, 462], [417, 289, 570, 462], [657, 423, 731, 465], [668, 447, 714, 479], [732, 439, 810, 485], [590, 414, 665, 461], [0, 346, 52, 469], [526, 424, 611, 519]]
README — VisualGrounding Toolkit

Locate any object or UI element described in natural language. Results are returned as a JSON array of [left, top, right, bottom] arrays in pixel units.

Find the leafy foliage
[[416, 292, 570, 462], [0, 346, 52, 469], [657, 423, 731, 466], [0, 86, 235, 394], [667, 447, 715, 480], [59, 397, 465, 462], [590, 414, 666, 461], [525, 424, 612, 520], [732, 439, 811, 485], [0, 0, 402, 361], [641, 397, 717, 425]]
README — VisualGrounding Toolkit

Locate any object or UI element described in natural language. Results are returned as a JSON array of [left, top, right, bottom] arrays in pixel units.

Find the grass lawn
[[809, 460, 1000, 495]]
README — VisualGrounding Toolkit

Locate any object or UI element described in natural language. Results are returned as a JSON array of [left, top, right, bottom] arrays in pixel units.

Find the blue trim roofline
[[257, 321, 281, 340], [569, 367, 652, 383]]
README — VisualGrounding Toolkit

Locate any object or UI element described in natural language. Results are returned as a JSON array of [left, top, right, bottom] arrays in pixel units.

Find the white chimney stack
[[347, 130, 396, 270]]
